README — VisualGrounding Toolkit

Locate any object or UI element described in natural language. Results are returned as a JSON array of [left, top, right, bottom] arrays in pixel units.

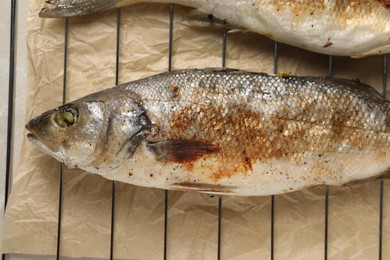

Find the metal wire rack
[[3, 0, 17, 259], [2, 2, 388, 259]]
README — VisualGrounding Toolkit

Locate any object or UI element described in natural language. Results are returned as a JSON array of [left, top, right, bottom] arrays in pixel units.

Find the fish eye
[[52, 106, 78, 128]]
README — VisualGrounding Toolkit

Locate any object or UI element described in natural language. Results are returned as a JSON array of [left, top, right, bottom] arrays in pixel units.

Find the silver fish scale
[[124, 69, 389, 134], [117, 70, 390, 170]]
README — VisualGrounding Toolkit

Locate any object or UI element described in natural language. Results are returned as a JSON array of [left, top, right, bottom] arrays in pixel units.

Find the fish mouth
[[26, 132, 36, 142], [26, 132, 64, 163], [26, 120, 41, 146], [25, 121, 34, 132], [27, 133, 43, 147], [26, 132, 50, 152]]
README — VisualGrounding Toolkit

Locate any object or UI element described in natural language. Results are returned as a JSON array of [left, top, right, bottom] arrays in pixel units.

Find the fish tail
[[39, 0, 135, 18]]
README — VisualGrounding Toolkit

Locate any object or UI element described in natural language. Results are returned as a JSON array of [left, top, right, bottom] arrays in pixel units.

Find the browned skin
[[26, 69, 390, 194], [38, 1, 390, 58], [167, 104, 388, 181], [269, 0, 389, 13], [262, 0, 389, 30], [39, 0, 390, 18], [379, 0, 390, 8], [125, 69, 390, 183]]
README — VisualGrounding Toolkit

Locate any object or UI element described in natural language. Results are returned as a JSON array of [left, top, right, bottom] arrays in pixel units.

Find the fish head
[[26, 90, 152, 172], [26, 101, 106, 167]]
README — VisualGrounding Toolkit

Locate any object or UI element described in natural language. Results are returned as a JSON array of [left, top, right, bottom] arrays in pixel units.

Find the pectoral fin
[[378, 168, 390, 180], [146, 140, 219, 163], [351, 45, 390, 58], [171, 182, 235, 195], [181, 9, 246, 33], [346, 168, 390, 186]]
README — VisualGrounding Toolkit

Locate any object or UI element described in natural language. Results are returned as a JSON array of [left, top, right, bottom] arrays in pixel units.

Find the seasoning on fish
[[39, 0, 390, 57], [26, 68, 390, 196]]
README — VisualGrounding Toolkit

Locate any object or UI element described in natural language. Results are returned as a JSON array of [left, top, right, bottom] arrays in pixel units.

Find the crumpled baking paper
[[1, 0, 390, 259]]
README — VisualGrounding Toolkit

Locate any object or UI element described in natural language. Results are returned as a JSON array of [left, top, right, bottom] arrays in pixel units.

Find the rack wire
[[109, 8, 122, 259], [379, 55, 387, 260], [271, 41, 278, 260], [2, 3, 389, 259], [324, 55, 333, 260], [3, 0, 17, 259], [4, 0, 16, 221]]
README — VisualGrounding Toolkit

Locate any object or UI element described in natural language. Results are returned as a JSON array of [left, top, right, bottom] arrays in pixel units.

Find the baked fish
[[26, 68, 390, 196], [39, 0, 390, 57]]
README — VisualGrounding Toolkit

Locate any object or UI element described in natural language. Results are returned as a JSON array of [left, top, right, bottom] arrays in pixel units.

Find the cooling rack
[[2, 2, 389, 259]]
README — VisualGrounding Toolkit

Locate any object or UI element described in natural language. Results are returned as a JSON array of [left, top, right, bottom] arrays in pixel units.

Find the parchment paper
[[1, 0, 390, 259]]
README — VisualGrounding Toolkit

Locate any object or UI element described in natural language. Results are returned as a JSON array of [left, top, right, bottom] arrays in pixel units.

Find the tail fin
[[39, 0, 126, 18]]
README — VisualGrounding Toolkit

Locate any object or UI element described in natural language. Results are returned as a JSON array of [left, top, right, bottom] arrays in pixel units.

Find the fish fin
[[377, 168, 390, 180], [351, 44, 390, 58], [146, 140, 219, 163], [200, 67, 266, 76], [180, 9, 247, 33], [345, 168, 390, 187], [171, 182, 235, 195], [277, 71, 293, 78], [39, 0, 129, 18]]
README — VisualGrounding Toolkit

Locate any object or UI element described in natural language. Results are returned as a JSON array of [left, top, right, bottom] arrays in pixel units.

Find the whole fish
[[26, 68, 390, 196], [39, 0, 390, 57]]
